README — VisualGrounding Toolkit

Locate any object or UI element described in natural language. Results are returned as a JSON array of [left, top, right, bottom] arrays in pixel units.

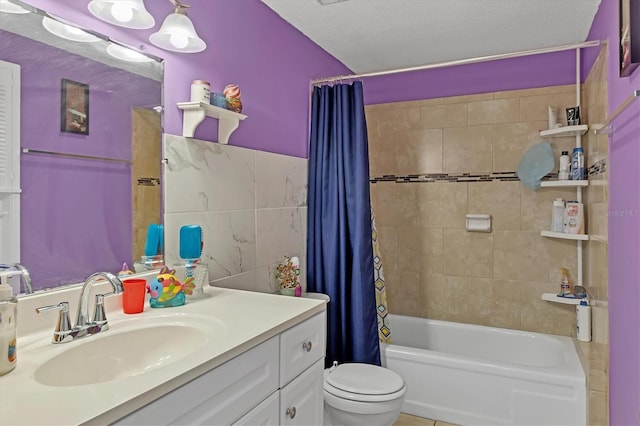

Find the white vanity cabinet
[[115, 337, 280, 426], [278, 312, 326, 425], [114, 312, 326, 426]]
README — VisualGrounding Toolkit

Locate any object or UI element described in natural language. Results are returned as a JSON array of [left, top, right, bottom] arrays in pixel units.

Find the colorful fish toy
[[148, 266, 195, 308]]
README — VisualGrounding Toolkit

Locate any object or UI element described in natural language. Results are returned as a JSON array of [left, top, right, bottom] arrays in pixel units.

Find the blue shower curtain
[[307, 81, 380, 366]]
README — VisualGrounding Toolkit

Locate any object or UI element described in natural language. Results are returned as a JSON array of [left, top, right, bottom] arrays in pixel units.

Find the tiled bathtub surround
[[367, 83, 607, 338], [368, 76, 610, 425], [163, 134, 307, 293]]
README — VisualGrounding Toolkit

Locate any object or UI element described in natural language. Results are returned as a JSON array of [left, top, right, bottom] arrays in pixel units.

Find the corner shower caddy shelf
[[539, 124, 589, 138], [540, 231, 589, 241], [177, 102, 247, 144], [540, 180, 589, 188], [541, 293, 586, 305], [538, 47, 592, 303]]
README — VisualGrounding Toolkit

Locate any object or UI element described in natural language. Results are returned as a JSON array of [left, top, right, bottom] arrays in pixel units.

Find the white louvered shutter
[[0, 60, 21, 264]]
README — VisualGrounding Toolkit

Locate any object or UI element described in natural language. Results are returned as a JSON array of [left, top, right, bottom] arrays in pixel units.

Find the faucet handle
[[36, 302, 73, 344], [92, 294, 109, 332]]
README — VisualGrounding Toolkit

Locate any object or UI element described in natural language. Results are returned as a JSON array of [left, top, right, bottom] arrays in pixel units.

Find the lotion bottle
[[551, 198, 565, 232], [0, 273, 17, 376], [576, 300, 592, 342]]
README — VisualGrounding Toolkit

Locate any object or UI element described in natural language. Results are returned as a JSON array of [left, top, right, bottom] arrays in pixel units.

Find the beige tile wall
[[368, 49, 610, 425], [367, 82, 605, 338]]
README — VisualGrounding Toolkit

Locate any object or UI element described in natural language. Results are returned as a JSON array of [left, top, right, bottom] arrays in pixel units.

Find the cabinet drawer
[[280, 358, 325, 426], [115, 337, 279, 426], [233, 391, 279, 426], [279, 312, 326, 386]]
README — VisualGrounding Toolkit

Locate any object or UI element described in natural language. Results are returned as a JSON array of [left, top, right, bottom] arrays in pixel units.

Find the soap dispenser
[[0, 272, 17, 375]]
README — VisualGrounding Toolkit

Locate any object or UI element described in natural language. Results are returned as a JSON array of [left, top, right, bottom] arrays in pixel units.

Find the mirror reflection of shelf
[[177, 102, 247, 144], [540, 180, 589, 187], [540, 230, 589, 241], [539, 124, 589, 137]]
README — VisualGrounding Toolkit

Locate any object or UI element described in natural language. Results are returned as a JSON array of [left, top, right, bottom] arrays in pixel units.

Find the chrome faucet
[[36, 272, 124, 344], [76, 271, 123, 328]]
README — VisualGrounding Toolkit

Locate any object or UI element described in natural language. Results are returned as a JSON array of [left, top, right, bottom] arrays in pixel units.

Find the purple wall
[[24, 0, 351, 158], [1, 30, 160, 289], [587, 1, 640, 424], [11, 0, 349, 289], [362, 50, 580, 105]]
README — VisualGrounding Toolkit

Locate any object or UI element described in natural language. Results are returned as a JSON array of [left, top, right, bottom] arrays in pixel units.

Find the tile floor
[[394, 413, 459, 426]]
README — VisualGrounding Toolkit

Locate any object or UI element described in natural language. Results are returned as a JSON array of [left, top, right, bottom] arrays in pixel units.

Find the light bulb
[[111, 3, 133, 23], [170, 32, 189, 49]]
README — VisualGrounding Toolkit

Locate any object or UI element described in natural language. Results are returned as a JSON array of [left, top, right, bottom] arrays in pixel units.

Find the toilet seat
[[324, 363, 406, 403]]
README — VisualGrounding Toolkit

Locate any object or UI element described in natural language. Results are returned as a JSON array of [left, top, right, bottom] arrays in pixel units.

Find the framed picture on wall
[[60, 78, 89, 134], [620, 0, 640, 77]]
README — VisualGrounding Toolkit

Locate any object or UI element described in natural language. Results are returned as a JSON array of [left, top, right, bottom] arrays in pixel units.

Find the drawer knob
[[302, 341, 312, 352], [286, 407, 297, 419]]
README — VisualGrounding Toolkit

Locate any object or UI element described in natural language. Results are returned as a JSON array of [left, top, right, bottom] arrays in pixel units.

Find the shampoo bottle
[[0, 273, 17, 376]]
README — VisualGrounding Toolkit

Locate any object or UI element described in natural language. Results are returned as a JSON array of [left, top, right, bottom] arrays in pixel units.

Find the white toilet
[[302, 293, 406, 426], [323, 362, 406, 426]]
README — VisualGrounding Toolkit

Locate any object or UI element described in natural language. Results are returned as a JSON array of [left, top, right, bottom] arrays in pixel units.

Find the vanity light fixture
[[106, 43, 154, 63], [149, 0, 205, 53], [0, 0, 29, 14], [87, 0, 155, 29], [42, 16, 101, 43]]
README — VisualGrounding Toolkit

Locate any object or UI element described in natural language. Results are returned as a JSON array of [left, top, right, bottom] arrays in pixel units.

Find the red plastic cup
[[123, 279, 147, 314]]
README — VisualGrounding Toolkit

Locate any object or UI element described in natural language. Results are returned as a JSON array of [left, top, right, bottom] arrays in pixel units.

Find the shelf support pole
[[575, 47, 584, 288]]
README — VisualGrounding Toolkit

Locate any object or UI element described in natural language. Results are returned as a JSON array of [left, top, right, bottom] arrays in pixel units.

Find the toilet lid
[[325, 363, 405, 395]]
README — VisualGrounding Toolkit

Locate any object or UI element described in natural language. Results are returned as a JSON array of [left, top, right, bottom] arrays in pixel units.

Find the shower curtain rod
[[311, 40, 601, 84]]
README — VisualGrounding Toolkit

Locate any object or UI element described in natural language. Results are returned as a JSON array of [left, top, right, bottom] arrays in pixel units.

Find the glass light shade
[[42, 16, 101, 43], [0, 0, 29, 14], [149, 13, 206, 53], [106, 43, 154, 63], [88, 0, 155, 29]]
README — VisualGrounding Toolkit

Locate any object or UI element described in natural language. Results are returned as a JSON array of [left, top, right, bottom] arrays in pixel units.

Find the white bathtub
[[380, 314, 586, 425]]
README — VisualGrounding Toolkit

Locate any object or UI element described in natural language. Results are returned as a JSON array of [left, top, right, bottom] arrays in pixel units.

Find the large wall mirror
[[0, 2, 163, 294]]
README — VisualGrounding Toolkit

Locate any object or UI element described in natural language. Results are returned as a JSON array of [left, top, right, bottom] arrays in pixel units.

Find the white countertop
[[0, 286, 326, 426]]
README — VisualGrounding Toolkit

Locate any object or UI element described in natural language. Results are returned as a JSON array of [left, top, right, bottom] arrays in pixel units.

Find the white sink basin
[[35, 319, 211, 387]]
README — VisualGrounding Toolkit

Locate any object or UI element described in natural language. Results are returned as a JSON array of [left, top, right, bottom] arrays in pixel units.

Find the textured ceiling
[[262, 0, 602, 74]]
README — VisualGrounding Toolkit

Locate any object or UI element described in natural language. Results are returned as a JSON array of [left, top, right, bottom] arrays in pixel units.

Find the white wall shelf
[[540, 230, 589, 241], [177, 102, 247, 144], [539, 125, 588, 138], [541, 293, 586, 305], [540, 180, 589, 188]]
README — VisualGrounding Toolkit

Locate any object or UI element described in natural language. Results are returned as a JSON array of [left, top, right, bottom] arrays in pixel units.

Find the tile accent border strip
[[370, 160, 607, 184], [371, 171, 524, 184]]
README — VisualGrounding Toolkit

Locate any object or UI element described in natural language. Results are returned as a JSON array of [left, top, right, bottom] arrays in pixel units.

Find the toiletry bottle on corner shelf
[[564, 201, 585, 234], [571, 147, 585, 180], [0, 272, 17, 376], [559, 267, 572, 297], [576, 300, 591, 342], [559, 151, 570, 180], [551, 198, 565, 232]]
